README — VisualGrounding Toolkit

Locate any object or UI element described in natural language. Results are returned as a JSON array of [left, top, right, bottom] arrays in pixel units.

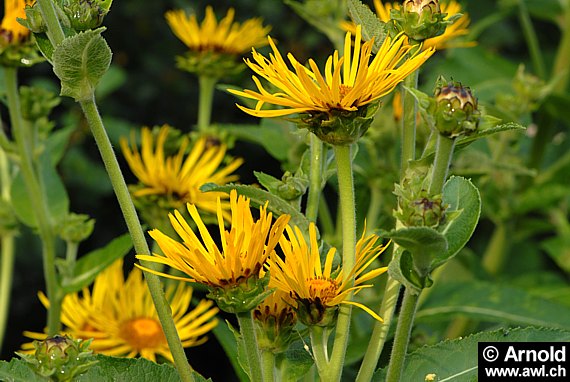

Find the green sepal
[[347, 0, 387, 52], [296, 101, 380, 146], [208, 274, 274, 314], [52, 28, 112, 101]]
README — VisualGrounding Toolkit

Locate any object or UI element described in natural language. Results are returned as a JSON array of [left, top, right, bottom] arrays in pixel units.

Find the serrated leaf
[[10, 152, 69, 228], [276, 340, 314, 382], [433, 176, 481, 269], [75, 354, 208, 381], [0, 358, 47, 382], [373, 327, 570, 381], [417, 280, 570, 329], [347, 0, 386, 52], [200, 183, 311, 234], [60, 233, 132, 294], [52, 28, 112, 101]]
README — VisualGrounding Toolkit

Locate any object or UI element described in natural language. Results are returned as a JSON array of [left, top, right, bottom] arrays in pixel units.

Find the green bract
[[390, 0, 448, 42], [208, 272, 274, 314]]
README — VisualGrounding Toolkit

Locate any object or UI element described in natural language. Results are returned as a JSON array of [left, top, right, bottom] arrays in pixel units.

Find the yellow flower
[[137, 189, 290, 290], [120, 125, 243, 218], [268, 223, 389, 325], [229, 25, 433, 118], [166, 6, 271, 56], [22, 259, 219, 362], [0, 0, 31, 46], [373, 0, 472, 50]]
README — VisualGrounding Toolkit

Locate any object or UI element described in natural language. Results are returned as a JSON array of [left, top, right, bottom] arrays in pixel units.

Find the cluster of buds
[[394, 165, 447, 228], [17, 335, 97, 381], [390, 0, 448, 42], [430, 77, 481, 138], [61, 0, 112, 31]]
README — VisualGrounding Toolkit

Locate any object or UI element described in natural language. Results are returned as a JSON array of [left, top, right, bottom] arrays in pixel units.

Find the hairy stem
[[236, 311, 263, 382], [306, 134, 324, 223]]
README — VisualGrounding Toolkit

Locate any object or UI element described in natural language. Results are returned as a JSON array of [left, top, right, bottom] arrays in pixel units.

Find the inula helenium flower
[[231, 26, 433, 118], [120, 125, 243, 219], [22, 259, 218, 362], [268, 223, 389, 326], [0, 0, 31, 46], [137, 189, 290, 313]]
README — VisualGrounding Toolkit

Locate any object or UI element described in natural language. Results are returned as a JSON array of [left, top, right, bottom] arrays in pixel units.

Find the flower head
[[374, 0, 472, 49], [22, 259, 219, 363], [268, 223, 389, 326], [137, 189, 290, 313], [231, 26, 433, 119], [120, 125, 243, 220], [0, 0, 31, 46], [253, 290, 297, 352]]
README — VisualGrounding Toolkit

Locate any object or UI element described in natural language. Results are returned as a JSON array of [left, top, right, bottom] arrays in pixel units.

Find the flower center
[[307, 277, 338, 304], [339, 84, 352, 99], [120, 317, 166, 350]]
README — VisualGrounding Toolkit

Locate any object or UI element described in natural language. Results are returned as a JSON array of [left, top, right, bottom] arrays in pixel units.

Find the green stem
[[261, 350, 276, 382], [197, 76, 217, 132], [356, 276, 401, 382], [4, 67, 61, 335], [552, 4, 570, 94], [0, 235, 15, 352], [36, 0, 66, 46], [236, 311, 263, 382], [365, 182, 382, 234], [518, 0, 546, 79], [309, 326, 330, 377], [65, 241, 79, 264], [401, 71, 419, 173], [385, 289, 420, 382], [429, 135, 455, 195], [327, 144, 357, 382], [306, 134, 323, 223], [79, 97, 195, 382], [481, 221, 508, 276]]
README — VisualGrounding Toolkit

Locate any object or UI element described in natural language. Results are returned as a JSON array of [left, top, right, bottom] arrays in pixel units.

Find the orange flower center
[[120, 317, 166, 350], [307, 277, 338, 304]]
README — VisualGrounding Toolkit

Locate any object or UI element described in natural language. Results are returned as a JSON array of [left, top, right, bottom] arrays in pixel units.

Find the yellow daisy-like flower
[[229, 25, 433, 118], [22, 259, 219, 362], [0, 0, 31, 46], [268, 223, 389, 326], [166, 6, 271, 56], [373, 0, 472, 50], [137, 189, 290, 291], [120, 125, 243, 218]]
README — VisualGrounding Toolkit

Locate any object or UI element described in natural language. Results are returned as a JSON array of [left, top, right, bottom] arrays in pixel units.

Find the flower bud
[[432, 77, 480, 137], [62, 0, 112, 31], [20, 86, 61, 122], [392, 0, 447, 42], [57, 213, 95, 243], [300, 101, 380, 146], [17, 335, 97, 381], [253, 291, 296, 352]]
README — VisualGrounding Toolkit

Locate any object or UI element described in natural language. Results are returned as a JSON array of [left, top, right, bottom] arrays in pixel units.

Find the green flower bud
[[57, 213, 95, 243], [277, 172, 308, 201], [393, 165, 447, 228], [61, 0, 112, 31], [432, 77, 480, 138], [253, 292, 296, 352], [208, 272, 274, 314], [17, 335, 97, 382], [175, 51, 245, 79], [20, 86, 61, 122], [391, 0, 447, 42], [299, 101, 380, 146]]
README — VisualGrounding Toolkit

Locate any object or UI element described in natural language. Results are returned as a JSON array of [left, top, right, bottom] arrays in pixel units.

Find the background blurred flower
[[0, 0, 32, 46], [22, 259, 219, 363]]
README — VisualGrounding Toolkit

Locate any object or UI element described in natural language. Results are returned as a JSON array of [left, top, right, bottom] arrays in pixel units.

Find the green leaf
[[10, 152, 69, 228], [347, 0, 386, 52], [0, 358, 47, 382], [373, 327, 570, 381], [417, 280, 570, 329], [75, 354, 209, 381], [200, 183, 311, 234], [45, 125, 75, 165], [382, 227, 448, 272], [60, 233, 133, 294], [388, 247, 425, 292], [212, 321, 249, 382], [276, 340, 314, 382], [52, 28, 112, 101], [433, 176, 481, 269], [542, 236, 570, 274]]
